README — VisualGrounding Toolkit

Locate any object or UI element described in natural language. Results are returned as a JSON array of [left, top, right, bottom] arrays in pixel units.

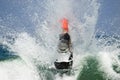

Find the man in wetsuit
[[54, 32, 73, 69], [57, 32, 73, 60], [54, 18, 73, 69]]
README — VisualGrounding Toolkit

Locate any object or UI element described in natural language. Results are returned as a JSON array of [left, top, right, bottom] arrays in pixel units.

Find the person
[[55, 31, 73, 69], [57, 32, 73, 60], [57, 18, 73, 61], [54, 18, 73, 69]]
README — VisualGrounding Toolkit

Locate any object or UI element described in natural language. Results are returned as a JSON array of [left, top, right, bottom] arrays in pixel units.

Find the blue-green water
[[0, 44, 19, 61], [77, 56, 105, 80]]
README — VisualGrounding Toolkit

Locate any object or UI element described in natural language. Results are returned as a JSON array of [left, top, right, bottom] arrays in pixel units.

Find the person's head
[[63, 33, 70, 41]]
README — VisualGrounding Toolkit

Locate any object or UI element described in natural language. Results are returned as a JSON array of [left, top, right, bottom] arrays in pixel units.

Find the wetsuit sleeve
[[59, 34, 62, 40], [68, 41, 73, 60], [69, 43, 73, 53]]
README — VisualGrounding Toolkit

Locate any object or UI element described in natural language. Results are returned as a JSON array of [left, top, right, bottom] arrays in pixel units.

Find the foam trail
[[12, 32, 54, 65], [0, 59, 40, 80], [98, 51, 120, 80], [55, 74, 76, 80], [9, 32, 55, 80]]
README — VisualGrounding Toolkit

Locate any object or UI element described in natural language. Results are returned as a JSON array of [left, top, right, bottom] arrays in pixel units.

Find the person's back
[[54, 18, 73, 69], [58, 33, 71, 53]]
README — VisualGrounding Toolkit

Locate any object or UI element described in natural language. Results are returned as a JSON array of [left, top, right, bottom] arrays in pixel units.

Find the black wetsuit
[[58, 33, 70, 52], [54, 33, 73, 69], [59, 33, 70, 43]]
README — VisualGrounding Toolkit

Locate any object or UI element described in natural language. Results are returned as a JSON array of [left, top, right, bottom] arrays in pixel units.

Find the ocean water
[[0, 0, 120, 80]]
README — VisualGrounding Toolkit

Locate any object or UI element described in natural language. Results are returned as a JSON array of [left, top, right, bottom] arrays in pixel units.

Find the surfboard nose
[[61, 18, 69, 32]]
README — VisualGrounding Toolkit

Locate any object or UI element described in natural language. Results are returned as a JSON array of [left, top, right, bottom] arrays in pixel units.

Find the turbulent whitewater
[[0, 0, 120, 80]]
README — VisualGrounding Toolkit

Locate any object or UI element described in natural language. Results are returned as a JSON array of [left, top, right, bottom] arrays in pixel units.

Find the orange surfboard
[[61, 18, 69, 32]]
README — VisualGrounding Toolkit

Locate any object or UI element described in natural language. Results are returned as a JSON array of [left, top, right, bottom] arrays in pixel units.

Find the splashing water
[[0, 0, 120, 80]]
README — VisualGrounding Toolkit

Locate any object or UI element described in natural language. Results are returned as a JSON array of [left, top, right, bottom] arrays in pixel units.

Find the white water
[[0, 0, 120, 80], [0, 0, 99, 80], [0, 59, 40, 80]]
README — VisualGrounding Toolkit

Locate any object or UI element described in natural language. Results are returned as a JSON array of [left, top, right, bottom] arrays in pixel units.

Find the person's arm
[[68, 41, 73, 60], [68, 38, 73, 60], [68, 39, 73, 53]]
